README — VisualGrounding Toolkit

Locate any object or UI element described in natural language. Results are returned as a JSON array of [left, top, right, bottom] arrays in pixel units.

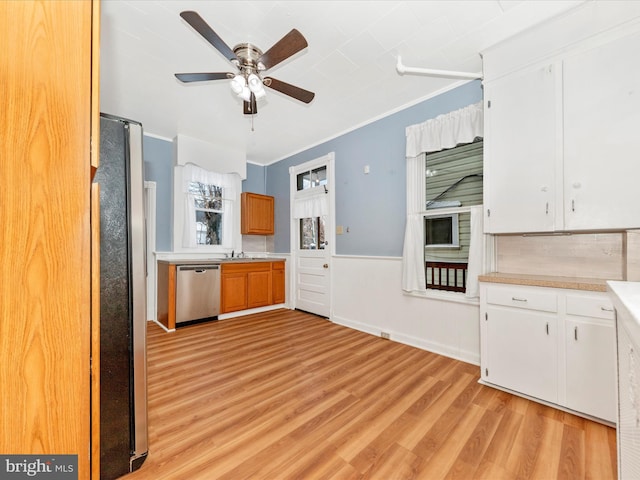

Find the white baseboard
[[332, 314, 480, 366]]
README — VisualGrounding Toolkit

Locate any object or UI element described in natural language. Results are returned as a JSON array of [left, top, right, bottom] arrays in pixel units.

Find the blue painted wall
[[242, 163, 266, 194], [266, 80, 483, 256], [143, 135, 173, 252], [144, 80, 482, 255]]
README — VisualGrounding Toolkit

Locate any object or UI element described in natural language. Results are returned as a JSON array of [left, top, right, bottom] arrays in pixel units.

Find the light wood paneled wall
[[626, 230, 640, 281], [496, 233, 625, 279]]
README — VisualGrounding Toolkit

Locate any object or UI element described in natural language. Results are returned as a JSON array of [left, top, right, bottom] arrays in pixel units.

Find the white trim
[[151, 318, 174, 333], [144, 181, 157, 322], [334, 254, 402, 261], [332, 313, 479, 365], [289, 153, 335, 315], [218, 303, 290, 321]]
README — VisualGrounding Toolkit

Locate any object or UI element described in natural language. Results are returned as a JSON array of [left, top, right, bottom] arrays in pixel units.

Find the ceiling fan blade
[[243, 92, 258, 115], [175, 72, 232, 83], [264, 77, 315, 104], [258, 29, 308, 70], [180, 11, 237, 63]]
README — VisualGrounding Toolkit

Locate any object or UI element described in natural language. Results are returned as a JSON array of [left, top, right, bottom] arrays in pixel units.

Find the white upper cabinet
[[483, 11, 640, 234], [483, 63, 560, 233], [563, 30, 640, 231]]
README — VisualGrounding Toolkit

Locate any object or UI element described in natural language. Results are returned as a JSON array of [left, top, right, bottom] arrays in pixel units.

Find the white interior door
[[290, 153, 334, 318], [295, 232, 330, 317]]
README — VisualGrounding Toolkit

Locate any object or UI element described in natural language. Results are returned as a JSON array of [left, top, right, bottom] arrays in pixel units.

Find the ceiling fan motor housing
[[234, 43, 265, 74]]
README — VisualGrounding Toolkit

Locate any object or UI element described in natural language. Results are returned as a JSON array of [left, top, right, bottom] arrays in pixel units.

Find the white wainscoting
[[330, 255, 480, 365]]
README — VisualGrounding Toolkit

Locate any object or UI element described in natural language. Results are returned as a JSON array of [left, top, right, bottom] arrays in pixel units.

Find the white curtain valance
[[405, 101, 483, 158], [293, 194, 328, 219], [182, 163, 237, 197]]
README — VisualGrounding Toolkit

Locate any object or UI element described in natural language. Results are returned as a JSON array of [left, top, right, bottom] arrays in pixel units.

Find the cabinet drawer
[[566, 293, 614, 320], [486, 285, 557, 312], [221, 262, 271, 274]]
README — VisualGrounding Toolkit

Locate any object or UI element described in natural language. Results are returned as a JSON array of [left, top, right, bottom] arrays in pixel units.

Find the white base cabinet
[[480, 282, 616, 423]]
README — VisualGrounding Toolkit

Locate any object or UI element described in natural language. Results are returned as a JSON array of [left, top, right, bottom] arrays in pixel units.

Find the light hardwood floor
[[124, 309, 616, 479]]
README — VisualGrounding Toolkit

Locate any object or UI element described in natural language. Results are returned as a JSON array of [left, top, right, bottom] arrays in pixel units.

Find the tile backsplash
[[496, 233, 626, 280], [241, 234, 274, 254], [627, 230, 640, 281]]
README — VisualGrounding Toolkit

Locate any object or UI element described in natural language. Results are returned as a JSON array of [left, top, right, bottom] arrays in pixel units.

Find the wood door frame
[[289, 153, 335, 318]]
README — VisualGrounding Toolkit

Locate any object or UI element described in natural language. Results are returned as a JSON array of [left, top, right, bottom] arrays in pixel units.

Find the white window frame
[[407, 154, 493, 304], [172, 164, 241, 254]]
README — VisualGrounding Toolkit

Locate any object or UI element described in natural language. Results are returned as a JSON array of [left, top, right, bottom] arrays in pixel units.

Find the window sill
[[403, 288, 479, 306]]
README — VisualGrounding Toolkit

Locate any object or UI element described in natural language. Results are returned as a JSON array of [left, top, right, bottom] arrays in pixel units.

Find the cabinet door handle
[[571, 200, 575, 212], [545, 202, 549, 215], [574, 326, 578, 341], [601, 306, 614, 312], [511, 297, 527, 302], [546, 322, 549, 335]]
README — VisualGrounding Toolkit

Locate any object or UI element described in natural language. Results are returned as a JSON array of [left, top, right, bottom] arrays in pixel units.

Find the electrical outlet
[[381, 332, 390, 340]]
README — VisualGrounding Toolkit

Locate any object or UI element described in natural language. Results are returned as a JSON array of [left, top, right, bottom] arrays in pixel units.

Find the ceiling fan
[[175, 11, 315, 115]]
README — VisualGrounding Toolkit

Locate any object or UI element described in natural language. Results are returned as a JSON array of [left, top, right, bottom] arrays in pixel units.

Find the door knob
[[323, 264, 328, 269]]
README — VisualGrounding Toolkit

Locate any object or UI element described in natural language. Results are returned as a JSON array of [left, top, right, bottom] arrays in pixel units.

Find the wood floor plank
[[480, 408, 524, 469], [529, 414, 565, 480], [556, 424, 585, 479], [124, 309, 616, 480]]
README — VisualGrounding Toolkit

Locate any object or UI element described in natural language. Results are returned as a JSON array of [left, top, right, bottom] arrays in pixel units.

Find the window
[[425, 214, 459, 248], [297, 166, 327, 191], [177, 164, 239, 251], [189, 181, 223, 245], [424, 140, 483, 292], [299, 217, 325, 249]]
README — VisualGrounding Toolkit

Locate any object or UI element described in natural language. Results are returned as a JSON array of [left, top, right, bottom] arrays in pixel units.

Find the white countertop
[[608, 281, 640, 334]]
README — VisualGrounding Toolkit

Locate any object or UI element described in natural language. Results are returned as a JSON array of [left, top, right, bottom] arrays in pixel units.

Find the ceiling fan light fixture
[[247, 73, 266, 99], [247, 73, 261, 89], [230, 74, 245, 94], [239, 85, 252, 102]]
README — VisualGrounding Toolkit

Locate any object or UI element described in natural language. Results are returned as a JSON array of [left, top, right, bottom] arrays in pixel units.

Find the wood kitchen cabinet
[[241, 192, 275, 235], [480, 282, 616, 423], [0, 1, 100, 478], [222, 271, 249, 313], [248, 269, 272, 308], [483, 21, 640, 234], [272, 261, 286, 304], [221, 261, 285, 313]]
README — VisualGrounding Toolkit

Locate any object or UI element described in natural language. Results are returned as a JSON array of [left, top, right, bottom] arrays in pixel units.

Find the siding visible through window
[[424, 140, 483, 292]]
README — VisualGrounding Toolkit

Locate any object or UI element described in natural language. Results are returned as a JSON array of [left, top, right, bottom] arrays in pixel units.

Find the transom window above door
[[297, 166, 327, 191]]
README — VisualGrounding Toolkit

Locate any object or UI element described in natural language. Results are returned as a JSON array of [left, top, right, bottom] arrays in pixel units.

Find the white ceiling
[[100, 0, 584, 165]]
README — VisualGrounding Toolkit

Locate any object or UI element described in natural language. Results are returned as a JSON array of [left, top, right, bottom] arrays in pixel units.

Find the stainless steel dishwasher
[[175, 264, 220, 326]]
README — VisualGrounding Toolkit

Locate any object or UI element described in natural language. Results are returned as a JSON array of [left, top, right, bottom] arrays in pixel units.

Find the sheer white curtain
[[465, 205, 484, 297], [401, 101, 484, 294], [181, 163, 239, 248]]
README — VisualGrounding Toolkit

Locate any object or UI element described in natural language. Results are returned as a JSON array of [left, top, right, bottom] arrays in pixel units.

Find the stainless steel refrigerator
[[95, 113, 148, 479]]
